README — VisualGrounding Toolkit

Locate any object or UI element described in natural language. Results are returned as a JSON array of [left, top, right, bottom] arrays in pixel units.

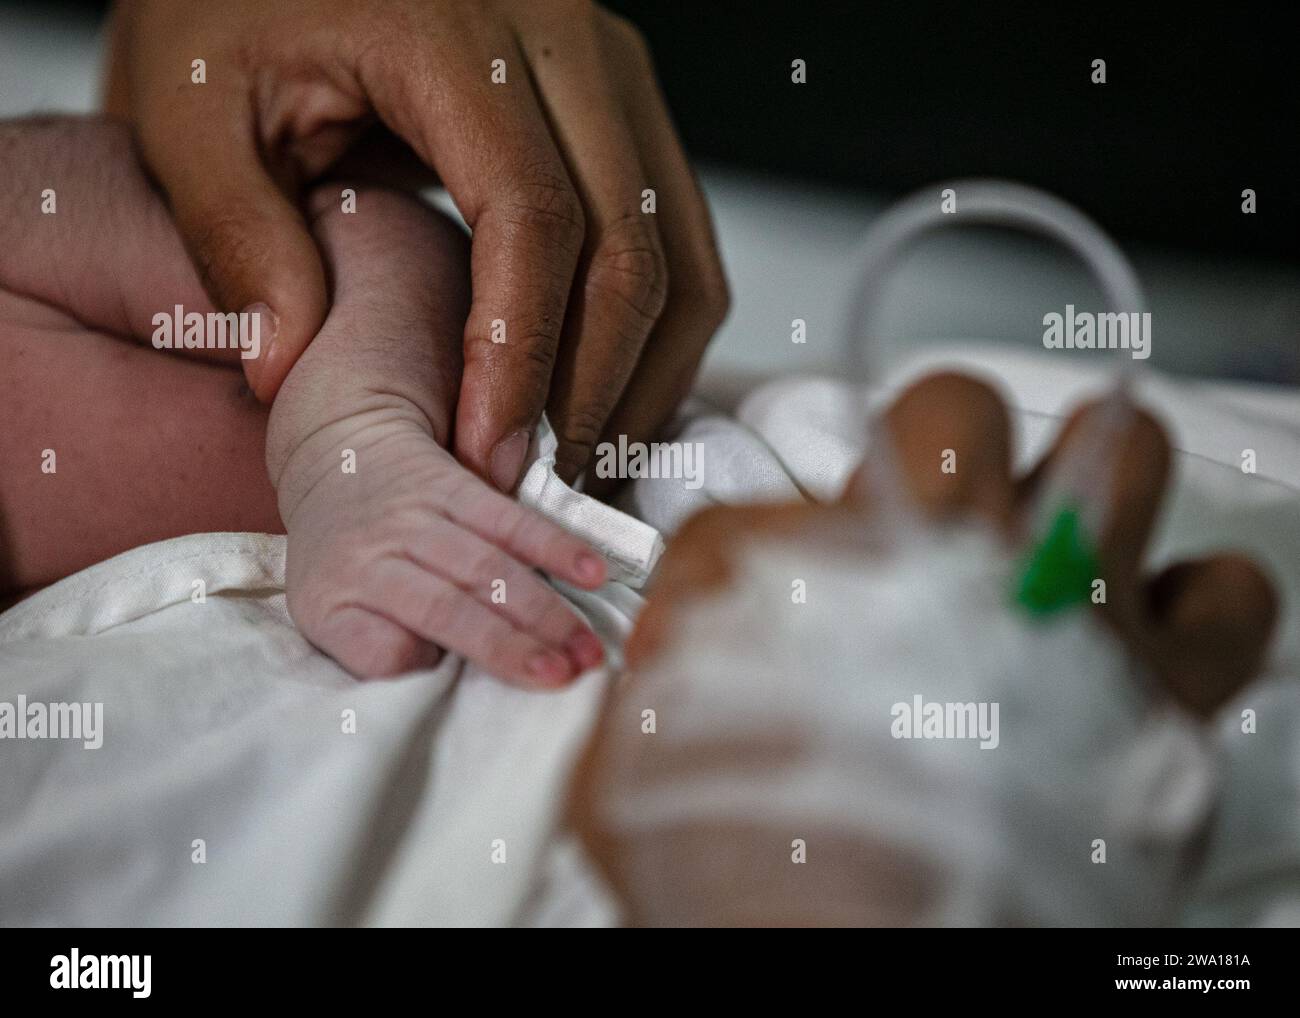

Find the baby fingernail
[[575, 551, 606, 586], [566, 629, 605, 671], [527, 649, 573, 685], [490, 429, 531, 493]]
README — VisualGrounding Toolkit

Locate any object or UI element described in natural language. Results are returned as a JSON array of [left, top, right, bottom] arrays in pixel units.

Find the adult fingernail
[[240, 302, 278, 392], [527, 649, 574, 685], [490, 429, 530, 493], [566, 628, 605, 671]]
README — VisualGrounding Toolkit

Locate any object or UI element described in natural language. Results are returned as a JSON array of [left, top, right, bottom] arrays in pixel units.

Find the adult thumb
[[142, 109, 327, 401]]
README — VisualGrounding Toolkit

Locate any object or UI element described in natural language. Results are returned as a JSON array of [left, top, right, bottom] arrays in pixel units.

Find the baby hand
[[268, 188, 606, 684], [277, 410, 607, 684]]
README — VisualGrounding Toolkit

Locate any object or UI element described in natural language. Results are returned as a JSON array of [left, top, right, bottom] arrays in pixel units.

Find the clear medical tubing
[[842, 178, 1147, 384], [842, 179, 1150, 555]]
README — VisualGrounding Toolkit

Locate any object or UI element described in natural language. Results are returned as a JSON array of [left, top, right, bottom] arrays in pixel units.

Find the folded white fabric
[[517, 415, 663, 589]]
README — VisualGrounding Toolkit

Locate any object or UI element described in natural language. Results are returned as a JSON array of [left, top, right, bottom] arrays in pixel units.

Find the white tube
[[842, 178, 1147, 382]]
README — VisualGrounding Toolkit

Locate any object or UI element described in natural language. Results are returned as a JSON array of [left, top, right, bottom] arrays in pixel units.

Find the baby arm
[[268, 188, 609, 683]]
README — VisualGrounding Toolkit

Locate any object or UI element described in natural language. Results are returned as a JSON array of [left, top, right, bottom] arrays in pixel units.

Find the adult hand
[[104, 0, 729, 492]]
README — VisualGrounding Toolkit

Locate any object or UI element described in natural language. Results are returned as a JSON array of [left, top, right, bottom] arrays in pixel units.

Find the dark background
[[40, 0, 1300, 261], [606, 0, 1296, 261]]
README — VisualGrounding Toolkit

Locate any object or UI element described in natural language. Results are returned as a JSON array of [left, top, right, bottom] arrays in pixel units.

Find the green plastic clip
[[1014, 505, 1100, 617]]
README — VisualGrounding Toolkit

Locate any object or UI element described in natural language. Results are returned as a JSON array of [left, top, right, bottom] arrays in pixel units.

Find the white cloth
[[0, 436, 649, 926], [517, 415, 663, 591]]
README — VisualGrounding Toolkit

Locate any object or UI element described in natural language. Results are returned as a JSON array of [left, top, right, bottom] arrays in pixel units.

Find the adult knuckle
[[463, 319, 559, 390], [587, 215, 669, 326], [558, 403, 609, 459], [517, 333, 561, 376], [504, 167, 586, 246]]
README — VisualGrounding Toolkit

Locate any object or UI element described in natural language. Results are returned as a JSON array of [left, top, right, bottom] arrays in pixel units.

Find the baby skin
[[0, 116, 606, 686]]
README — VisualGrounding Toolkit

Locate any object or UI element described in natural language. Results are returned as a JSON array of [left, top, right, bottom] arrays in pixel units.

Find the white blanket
[[0, 425, 640, 927], [2, 347, 1298, 926]]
